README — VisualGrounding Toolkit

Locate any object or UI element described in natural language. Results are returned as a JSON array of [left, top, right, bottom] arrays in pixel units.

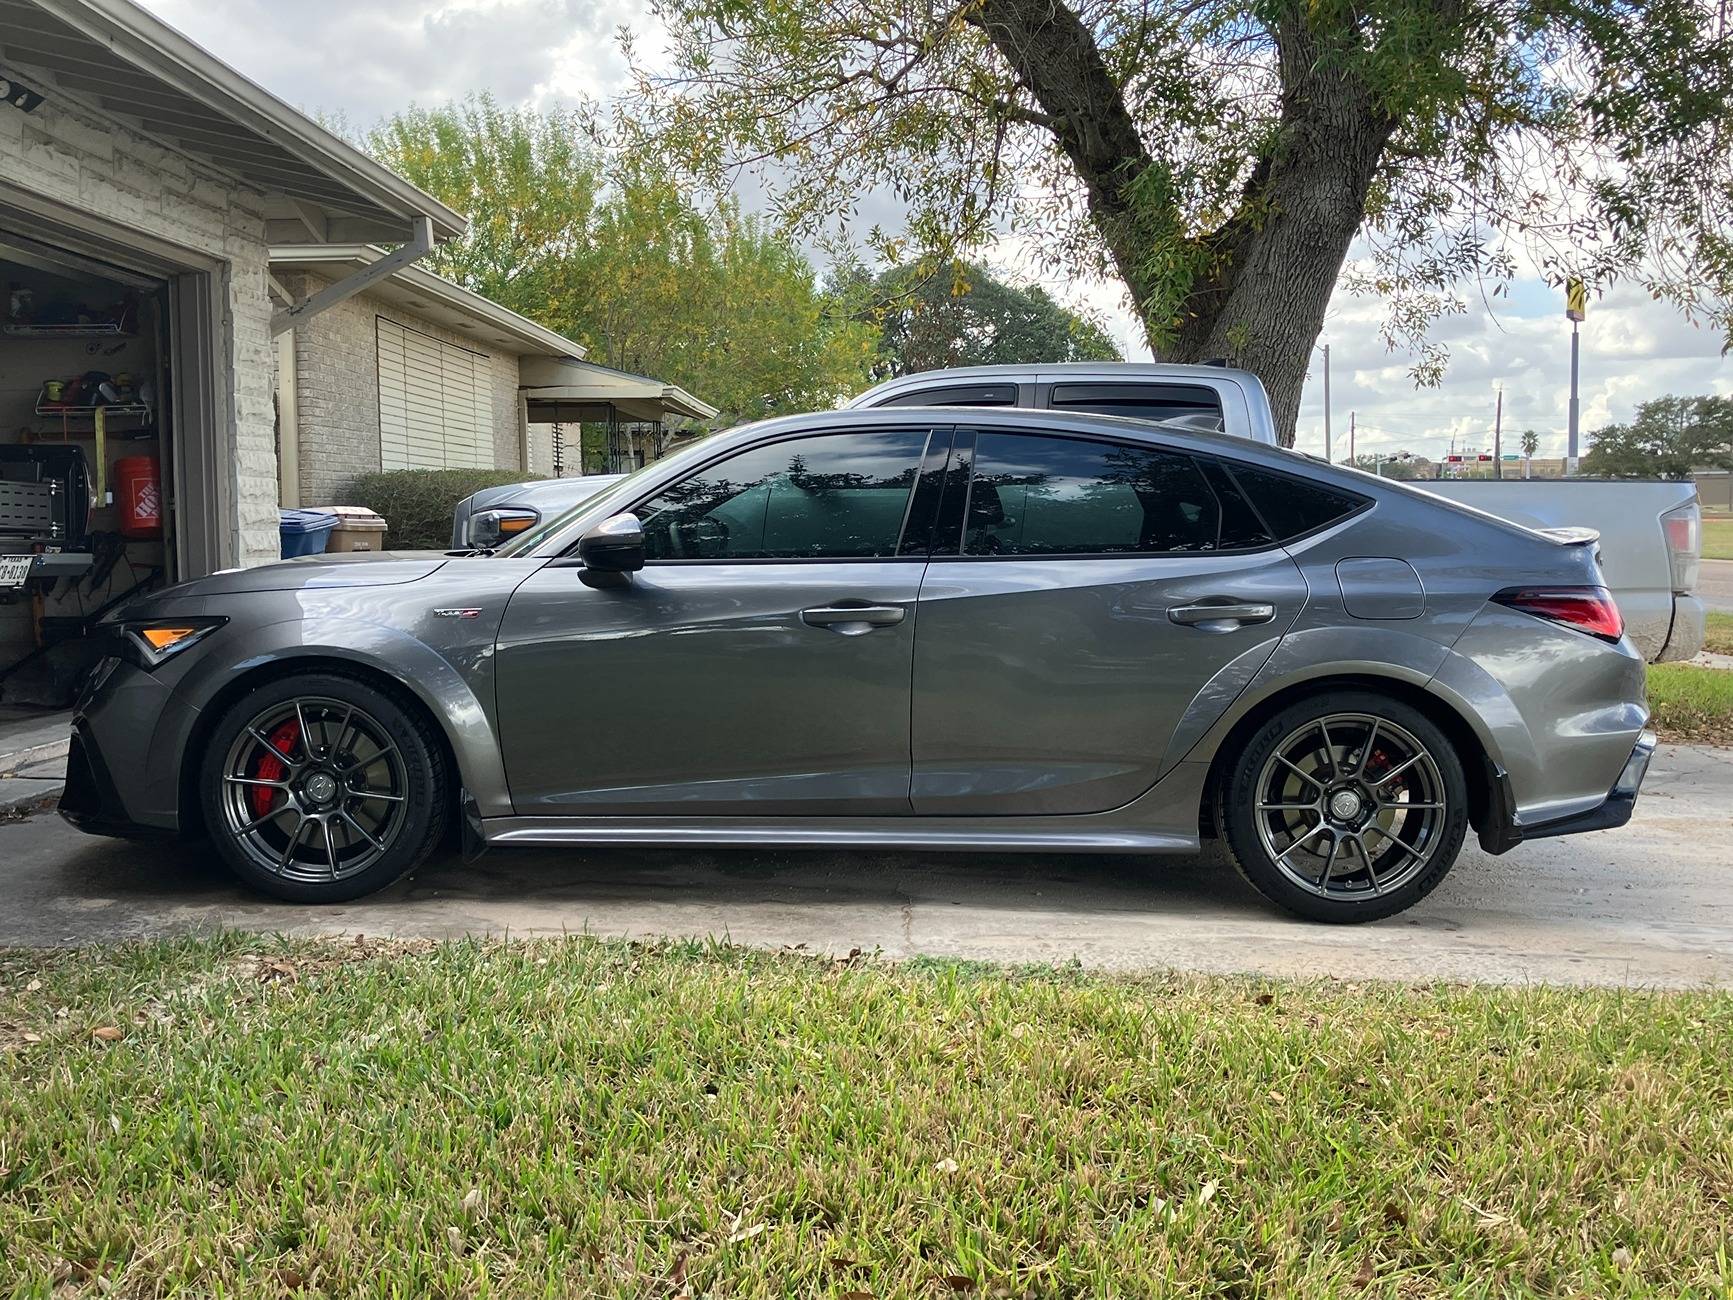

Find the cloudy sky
[[139, 0, 1731, 458]]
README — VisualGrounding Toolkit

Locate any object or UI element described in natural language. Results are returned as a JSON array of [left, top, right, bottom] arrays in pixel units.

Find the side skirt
[[480, 818, 1200, 853]]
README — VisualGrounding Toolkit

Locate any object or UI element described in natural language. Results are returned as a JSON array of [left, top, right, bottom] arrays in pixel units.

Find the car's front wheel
[[199, 672, 449, 902], [1219, 692, 1468, 923]]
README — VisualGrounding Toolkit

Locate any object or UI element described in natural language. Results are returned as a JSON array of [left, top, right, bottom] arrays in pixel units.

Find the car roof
[[846, 362, 1265, 408]]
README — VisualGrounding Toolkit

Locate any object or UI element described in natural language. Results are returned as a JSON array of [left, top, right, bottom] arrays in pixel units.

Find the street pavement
[[2, 744, 1730, 988], [1700, 557, 1733, 613]]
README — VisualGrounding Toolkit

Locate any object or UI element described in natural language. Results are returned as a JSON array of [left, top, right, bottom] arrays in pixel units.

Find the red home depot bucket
[[115, 454, 162, 539]]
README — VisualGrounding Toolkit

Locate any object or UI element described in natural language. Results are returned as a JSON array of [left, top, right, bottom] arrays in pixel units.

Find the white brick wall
[[0, 84, 280, 567], [284, 272, 526, 504]]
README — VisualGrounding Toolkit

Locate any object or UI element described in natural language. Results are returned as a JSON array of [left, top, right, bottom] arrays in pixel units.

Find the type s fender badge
[[433, 608, 483, 619]]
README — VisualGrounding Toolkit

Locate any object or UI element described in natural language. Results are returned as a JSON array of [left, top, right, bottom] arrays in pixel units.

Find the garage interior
[[0, 232, 182, 709]]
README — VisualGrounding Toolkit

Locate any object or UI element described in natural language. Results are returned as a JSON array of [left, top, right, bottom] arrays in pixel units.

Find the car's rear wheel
[[199, 672, 448, 902], [1220, 692, 1468, 923]]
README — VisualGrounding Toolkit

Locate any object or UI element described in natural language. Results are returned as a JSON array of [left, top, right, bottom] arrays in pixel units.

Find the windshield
[[493, 434, 723, 556]]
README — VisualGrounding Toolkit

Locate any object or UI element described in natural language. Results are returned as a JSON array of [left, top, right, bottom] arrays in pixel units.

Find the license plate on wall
[[0, 554, 35, 588]]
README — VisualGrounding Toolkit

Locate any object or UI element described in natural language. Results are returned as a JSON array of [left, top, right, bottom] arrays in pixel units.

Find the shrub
[[349, 469, 530, 551]]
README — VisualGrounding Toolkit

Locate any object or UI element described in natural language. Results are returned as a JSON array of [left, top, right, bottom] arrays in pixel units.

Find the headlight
[[118, 617, 227, 667]]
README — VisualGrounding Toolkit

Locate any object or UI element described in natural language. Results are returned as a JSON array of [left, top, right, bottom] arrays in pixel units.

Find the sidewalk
[[0, 707, 70, 815]]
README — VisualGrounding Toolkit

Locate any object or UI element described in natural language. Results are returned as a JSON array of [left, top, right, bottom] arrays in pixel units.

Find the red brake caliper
[[250, 719, 301, 818]]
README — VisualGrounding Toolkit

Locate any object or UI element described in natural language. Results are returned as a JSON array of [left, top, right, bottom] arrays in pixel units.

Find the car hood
[[167, 552, 454, 597]]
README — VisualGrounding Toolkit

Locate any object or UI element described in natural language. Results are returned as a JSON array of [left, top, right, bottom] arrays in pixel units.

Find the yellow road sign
[[1566, 278, 1587, 321]]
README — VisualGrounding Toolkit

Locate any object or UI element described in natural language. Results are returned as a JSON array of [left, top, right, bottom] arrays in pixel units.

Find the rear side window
[[1230, 464, 1365, 541], [1047, 382, 1224, 431], [962, 432, 1268, 555], [879, 382, 1020, 408]]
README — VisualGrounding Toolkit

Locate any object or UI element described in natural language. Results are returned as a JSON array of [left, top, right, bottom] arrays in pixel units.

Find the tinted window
[[1230, 464, 1364, 541], [963, 433, 1260, 555], [1047, 382, 1223, 430], [636, 431, 930, 560], [881, 383, 1019, 408]]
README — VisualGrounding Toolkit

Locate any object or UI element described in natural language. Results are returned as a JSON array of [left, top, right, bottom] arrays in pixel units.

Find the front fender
[[167, 614, 514, 818]]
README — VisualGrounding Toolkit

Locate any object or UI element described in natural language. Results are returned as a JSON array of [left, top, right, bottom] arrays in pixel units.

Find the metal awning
[[0, 0, 464, 245], [520, 356, 717, 424]]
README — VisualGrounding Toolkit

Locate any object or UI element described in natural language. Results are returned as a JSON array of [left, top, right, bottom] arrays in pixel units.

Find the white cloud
[[139, 0, 1732, 433]]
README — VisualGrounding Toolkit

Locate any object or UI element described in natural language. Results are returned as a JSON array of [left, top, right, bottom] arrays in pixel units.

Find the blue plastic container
[[279, 509, 339, 558]]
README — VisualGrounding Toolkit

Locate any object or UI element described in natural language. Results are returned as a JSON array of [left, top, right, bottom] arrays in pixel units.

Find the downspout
[[268, 216, 436, 336]]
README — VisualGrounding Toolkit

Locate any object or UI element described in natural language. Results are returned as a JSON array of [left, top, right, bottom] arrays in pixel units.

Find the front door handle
[[1168, 602, 1277, 628], [800, 604, 907, 635]]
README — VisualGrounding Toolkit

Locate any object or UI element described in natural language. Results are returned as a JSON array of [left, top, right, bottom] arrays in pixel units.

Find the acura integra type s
[[62, 408, 1654, 923]]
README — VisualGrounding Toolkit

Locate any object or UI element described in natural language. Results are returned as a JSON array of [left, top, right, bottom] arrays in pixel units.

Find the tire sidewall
[[1221, 691, 1469, 923], [199, 672, 446, 903]]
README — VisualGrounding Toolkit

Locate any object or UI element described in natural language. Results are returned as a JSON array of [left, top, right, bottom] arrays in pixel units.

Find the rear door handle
[[1168, 602, 1277, 628], [800, 604, 907, 635]]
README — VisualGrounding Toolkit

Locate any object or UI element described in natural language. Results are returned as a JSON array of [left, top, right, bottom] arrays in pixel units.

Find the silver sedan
[[61, 408, 1653, 922]]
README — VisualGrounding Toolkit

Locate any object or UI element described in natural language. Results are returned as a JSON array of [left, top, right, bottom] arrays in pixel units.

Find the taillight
[[1660, 502, 1700, 594], [1491, 587, 1624, 642]]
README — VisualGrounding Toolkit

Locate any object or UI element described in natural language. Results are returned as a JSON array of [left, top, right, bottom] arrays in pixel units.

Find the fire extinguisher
[[114, 455, 162, 540]]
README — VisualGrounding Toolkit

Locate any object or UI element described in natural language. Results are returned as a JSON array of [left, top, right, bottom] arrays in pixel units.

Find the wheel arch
[[176, 653, 466, 841], [1196, 672, 1498, 842]]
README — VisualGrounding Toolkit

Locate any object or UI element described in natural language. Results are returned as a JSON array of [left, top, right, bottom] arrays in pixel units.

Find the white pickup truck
[[847, 363, 1707, 662]]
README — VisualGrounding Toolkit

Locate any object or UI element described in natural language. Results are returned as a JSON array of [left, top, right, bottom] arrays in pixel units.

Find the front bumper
[[1478, 729, 1657, 854], [58, 651, 194, 839]]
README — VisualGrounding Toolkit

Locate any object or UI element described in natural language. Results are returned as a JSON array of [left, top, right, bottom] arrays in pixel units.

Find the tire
[[198, 671, 449, 902], [1219, 690, 1468, 923]]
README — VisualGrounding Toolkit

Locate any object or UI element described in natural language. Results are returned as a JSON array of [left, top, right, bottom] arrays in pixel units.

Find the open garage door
[[0, 188, 229, 705]]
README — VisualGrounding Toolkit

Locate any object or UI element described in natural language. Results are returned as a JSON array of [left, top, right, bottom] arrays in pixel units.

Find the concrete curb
[[0, 777, 62, 817]]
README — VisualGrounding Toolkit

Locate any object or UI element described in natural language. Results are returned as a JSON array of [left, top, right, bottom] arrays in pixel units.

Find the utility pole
[[1322, 344, 1332, 462], [1493, 387, 1503, 480], [1566, 278, 1586, 473]]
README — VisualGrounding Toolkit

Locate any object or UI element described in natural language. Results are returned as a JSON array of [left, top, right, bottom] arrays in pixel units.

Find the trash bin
[[279, 509, 339, 558], [312, 506, 389, 553]]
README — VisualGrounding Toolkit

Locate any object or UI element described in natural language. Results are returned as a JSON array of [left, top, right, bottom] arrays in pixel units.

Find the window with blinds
[[376, 318, 493, 470]]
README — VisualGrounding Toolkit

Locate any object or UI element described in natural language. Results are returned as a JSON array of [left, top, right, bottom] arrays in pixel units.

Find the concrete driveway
[[3, 743, 1731, 988]]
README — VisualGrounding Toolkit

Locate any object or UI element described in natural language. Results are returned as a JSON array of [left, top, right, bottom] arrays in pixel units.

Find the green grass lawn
[[1706, 610, 1733, 656], [1703, 515, 1733, 562], [3, 935, 1730, 1297], [1648, 660, 1733, 745]]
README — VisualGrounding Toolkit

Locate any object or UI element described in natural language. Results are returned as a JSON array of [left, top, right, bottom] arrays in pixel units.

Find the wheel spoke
[[1357, 720, 1381, 778], [1315, 833, 1340, 894], [320, 817, 340, 881], [332, 704, 357, 764], [340, 809, 385, 853], [1363, 821, 1425, 867], [248, 726, 301, 769], [225, 775, 289, 790], [342, 741, 399, 776], [1257, 801, 1319, 812], [351, 789, 406, 805], [1316, 718, 1338, 778], [276, 815, 309, 872], [1354, 833, 1381, 892], [1275, 755, 1324, 790], [1371, 754, 1423, 787], [1274, 821, 1328, 865]]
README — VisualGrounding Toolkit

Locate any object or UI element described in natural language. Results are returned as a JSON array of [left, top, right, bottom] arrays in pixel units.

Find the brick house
[[0, 0, 464, 684], [270, 246, 715, 507]]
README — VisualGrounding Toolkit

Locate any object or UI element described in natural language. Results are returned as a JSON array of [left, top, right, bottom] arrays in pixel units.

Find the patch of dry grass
[[1, 935, 1729, 1297]]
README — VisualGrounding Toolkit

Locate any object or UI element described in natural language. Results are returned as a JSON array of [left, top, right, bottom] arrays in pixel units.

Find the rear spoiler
[[1538, 526, 1601, 547]]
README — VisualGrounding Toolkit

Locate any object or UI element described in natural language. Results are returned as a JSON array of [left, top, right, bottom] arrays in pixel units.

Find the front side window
[[636, 430, 931, 560], [962, 432, 1271, 556]]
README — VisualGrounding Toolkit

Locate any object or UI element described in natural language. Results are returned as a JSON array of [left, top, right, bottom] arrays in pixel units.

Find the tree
[[837, 260, 1119, 379], [1581, 395, 1733, 479], [367, 98, 877, 425], [625, 0, 1733, 444], [1520, 429, 1540, 460]]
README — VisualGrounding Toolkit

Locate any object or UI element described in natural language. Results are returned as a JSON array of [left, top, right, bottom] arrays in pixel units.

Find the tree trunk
[[969, 0, 1395, 445]]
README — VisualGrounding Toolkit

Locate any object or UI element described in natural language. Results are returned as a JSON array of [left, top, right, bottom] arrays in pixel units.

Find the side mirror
[[576, 512, 645, 573]]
